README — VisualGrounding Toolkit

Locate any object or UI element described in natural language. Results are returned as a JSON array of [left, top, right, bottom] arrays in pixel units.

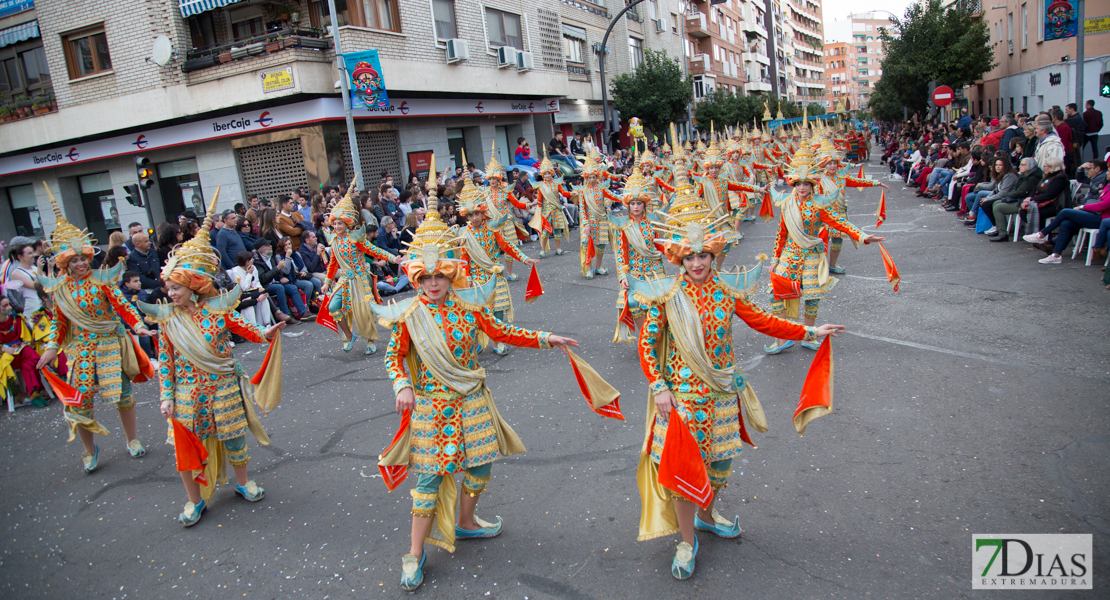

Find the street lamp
[[600, 0, 650, 152]]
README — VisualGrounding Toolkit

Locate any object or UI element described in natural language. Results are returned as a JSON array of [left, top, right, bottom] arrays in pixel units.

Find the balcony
[[1, 92, 58, 124], [182, 27, 331, 74], [740, 19, 767, 39], [744, 79, 773, 93], [686, 13, 710, 38], [742, 51, 771, 66], [689, 53, 712, 75]]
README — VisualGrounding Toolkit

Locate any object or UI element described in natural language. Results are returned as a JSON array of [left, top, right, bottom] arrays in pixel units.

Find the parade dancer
[[816, 138, 888, 274], [1, 295, 43, 405], [611, 165, 667, 345], [578, 151, 621, 279], [694, 134, 768, 269], [374, 157, 578, 590], [36, 186, 155, 472], [632, 172, 843, 580], [456, 167, 539, 355], [765, 135, 884, 354], [140, 192, 285, 526], [482, 142, 534, 281], [321, 181, 403, 355], [535, 150, 575, 258]]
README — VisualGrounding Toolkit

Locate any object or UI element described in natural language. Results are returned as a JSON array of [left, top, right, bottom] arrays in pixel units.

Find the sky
[[821, 0, 919, 43]]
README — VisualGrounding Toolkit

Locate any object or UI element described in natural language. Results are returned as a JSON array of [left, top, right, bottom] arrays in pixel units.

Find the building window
[[62, 25, 112, 79], [229, 6, 266, 40], [363, 0, 401, 32], [563, 24, 586, 64], [648, 0, 658, 20], [432, 0, 457, 39], [4, 184, 43, 237], [671, 13, 679, 34], [1021, 4, 1027, 49], [629, 37, 643, 69], [486, 8, 523, 49]]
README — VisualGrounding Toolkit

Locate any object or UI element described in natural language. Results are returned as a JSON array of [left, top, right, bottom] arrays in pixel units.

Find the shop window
[[157, 159, 205, 222], [5, 184, 43, 237], [486, 8, 522, 49], [77, 172, 120, 244], [62, 25, 112, 79], [432, 0, 457, 40]]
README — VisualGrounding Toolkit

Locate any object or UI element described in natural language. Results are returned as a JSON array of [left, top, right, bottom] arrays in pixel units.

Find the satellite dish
[[151, 36, 173, 66]]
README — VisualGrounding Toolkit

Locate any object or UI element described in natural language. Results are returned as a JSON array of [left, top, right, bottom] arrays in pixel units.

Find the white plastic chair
[[1074, 228, 1102, 265], [1069, 180, 1082, 205], [1006, 213, 1023, 242]]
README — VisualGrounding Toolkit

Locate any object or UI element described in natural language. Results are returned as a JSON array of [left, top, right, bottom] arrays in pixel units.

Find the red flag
[[41, 368, 83, 407], [792, 337, 834, 436], [171, 419, 209, 485], [585, 237, 596, 266], [250, 336, 279, 385], [525, 263, 545, 304], [541, 216, 554, 235], [618, 292, 636, 333], [770, 270, 801, 301], [857, 164, 864, 179], [657, 409, 713, 509], [878, 242, 901, 293], [565, 349, 624, 421], [758, 191, 775, 223], [378, 409, 411, 491], [315, 293, 339, 334], [875, 189, 887, 228], [127, 334, 156, 383]]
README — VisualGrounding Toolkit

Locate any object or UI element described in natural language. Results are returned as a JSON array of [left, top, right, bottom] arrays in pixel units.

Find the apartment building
[[847, 11, 890, 110], [762, 0, 823, 103], [0, 0, 682, 240], [684, 0, 773, 101], [824, 42, 859, 111]]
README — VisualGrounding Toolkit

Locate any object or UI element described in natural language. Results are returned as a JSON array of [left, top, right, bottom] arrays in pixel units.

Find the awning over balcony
[[179, 0, 245, 19], [0, 20, 39, 49]]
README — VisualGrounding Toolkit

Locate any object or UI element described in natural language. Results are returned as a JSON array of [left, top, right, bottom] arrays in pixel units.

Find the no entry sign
[[932, 85, 954, 107]]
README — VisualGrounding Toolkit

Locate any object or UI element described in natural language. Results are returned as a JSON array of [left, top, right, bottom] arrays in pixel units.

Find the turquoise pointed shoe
[[595, 267, 609, 276], [801, 340, 821, 350], [828, 265, 846, 274], [671, 538, 698, 580], [343, 337, 357, 352], [364, 342, 377, 356], [695, 510, 742, 539], [400, 551, 426, 591], [235, 480, 265, 502], [764, 340, 794, 355], [456, 515, 503, 540], [82, 445, 99, 474], [178, 498, 206, 527], [554, 249, 566, 255]]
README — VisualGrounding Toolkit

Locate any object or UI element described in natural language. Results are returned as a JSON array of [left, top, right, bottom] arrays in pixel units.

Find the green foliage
[[609, 49, 692, 137], [873, 0, 994, 119], [692, 94, 825, 131]]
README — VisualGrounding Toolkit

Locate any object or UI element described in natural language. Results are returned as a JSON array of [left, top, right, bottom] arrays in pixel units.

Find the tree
[[609, 49, 692, 138], [692, 94, 825, 132], [875, 0, 994, 119]]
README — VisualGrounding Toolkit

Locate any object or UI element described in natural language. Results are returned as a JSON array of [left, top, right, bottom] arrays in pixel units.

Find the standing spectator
[[1065, 103, 1086, 176], [259, 208, 281, 249], [253, 239, 303, 324], [244, 195, 262, 234], [1033, 120, 1065, 170], [956, 107, 972, 131], [215, 210, 247, 269], [277, 196, 306, 250], [235, 216, 259, 252], [1083, 100, 1104, 161], [5, 243, 40, 316], [125, 232, 162, 293], [123, 222, 144, 252], [295, 193, 314, 231], [1049, 108, 1075, 176], [155, 223, 182, 266], [296, 231, 328, 288]]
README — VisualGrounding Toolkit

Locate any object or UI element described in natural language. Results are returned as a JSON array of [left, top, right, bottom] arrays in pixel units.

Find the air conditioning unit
[[654, 18, 666, 33], [446, 38, 469, 63], [497, 45, 517, 68], [517, 50, 534, 72]]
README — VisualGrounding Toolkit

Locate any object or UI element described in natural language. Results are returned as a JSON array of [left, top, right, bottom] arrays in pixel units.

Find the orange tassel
[[566, 349, 624, 421], [171, 419, 209, 485], [878, 242, 900, 292], [875, 189, 887, 228], [792, 336, 834, 436], [41, 368, 83, 406], [525, 263, 545, 304], [758, 191, 775, 223], [657, 409, 713, 509], [378, 409, 411, 491], [315, 293, 339, 334]]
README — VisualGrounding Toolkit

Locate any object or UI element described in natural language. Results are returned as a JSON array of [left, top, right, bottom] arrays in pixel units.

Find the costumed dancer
[[694, 131, 768, 269], [765, 133, 884, 355], [482, 141, 535, 281], [456, 165, 539, 355], [637, 147, 675, 213], [816, 138, 888, 274], [36, 183, 155, 473], [139, 191, 285, 526], [578, 149, 621, 279], [611, 163, 667, 345], [1, 295, 44, 405], [374, 156, 578, 590], [534, 149, 575, 258], [321, 177, 404, 355], [632, 170, 843, 580]]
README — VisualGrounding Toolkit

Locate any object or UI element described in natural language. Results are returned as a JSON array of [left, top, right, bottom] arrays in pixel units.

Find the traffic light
[[123, 183, 143, 207], [135, 156, 155, 190], [1101, 72, 1110, 98]]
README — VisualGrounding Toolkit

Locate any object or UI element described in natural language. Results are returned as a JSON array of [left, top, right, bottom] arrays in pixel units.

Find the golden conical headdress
[[485, 139, 506, 180], [638, 146, 656, 167], [330, 173, 362, 226], [651, 168, 732, 265], [162, 188, 222, 295], [622, 149, 648, 205], [403, 153, 466, 286], [43, 181, 95, 267], [786, 129, 819, 185], [581, 141, 606, 177], [762, 102, 772, 122], [538, 143, 559, 176], [456, 149, 493, 217], [703, 123, 724, 167]]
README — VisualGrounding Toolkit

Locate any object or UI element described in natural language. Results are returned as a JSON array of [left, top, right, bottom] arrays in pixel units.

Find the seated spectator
[[0, 296, 44, 406], [235, 216, 259, 252], [1075, 160, 1108, 203], [399, 212, 419, 247], [982, 157, 1043, 239], [253, 239, 303, 324], [229, 251, 276, 328], [376, 216, 402, 255], [548, 131, 580, 170], [370, 259, 410, 296], [1022, 180, 1110, 263], [107, 231, 128, 255], [1021, 155, 1066, 233], [360, 194, 380, 230], [515, 137, 539, 167], [119, 271, 148, 304], [123, 222, 143, 253], [964, 157, 1017, 228], [125, 232, 162, 293], [155, 223, 182, 266], [275, 237, 318, 315], [103, 246, 128, 269], [296, 231, 328, 288], [216, 210, 247, 269]]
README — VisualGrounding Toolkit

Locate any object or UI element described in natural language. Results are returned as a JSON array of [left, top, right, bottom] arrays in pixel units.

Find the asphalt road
[[2, 158, 1107, 599]]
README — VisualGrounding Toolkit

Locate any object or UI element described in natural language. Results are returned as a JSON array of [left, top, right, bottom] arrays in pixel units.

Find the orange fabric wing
[[878, 242, 900, 292], [857, 164, 864, 179], [585, 237, 596, 266], [618, 292, 636, 333], [378, 409, 411, 491], [758, 191, 775, 223], [875, 189, 887, 228], [566, 349, 624, 421], [657, 409, 713, 509], [770, 271, 802, 301], [315, 293, 339, 334], [792, 337, 834, 436], [42, 368, 83, 406], [250, 336, 279, 385], [128, 333, 156, 383], [171, 419, 209, 484], [541, 216, 554, 235], [525, 263, 545, 304]]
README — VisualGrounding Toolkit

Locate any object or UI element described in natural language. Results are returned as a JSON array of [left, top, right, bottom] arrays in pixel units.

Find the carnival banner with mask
[[1045, 0, 1078, 41], [343, 50, 390, 110]]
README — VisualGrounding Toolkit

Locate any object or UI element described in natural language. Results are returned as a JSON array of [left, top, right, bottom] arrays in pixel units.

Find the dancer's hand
[[160, 400, 173, 418], [395, 387, 415, 414], [815, 324, 845, 338], [36, 347, 58, 370], [265, 322, 286, 339], [620, 278, 629, 290], [548, 335, 578, 349], [134, 327, 154, 337], [862, 234, 885, 245], [654, 390, 676, 416], [524, 258, 539, 266]]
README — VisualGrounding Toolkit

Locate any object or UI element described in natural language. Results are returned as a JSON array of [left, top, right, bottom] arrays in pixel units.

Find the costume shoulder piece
[[607, 211, 630, 230], [37, 273, 65, 293], [452, 277, 499, 311], [716, 261, 763, 299], [203, 285, 243, 313], [90, 262, 125, 286], [370, 297, 419, 327], [136, 300, 176, 322], [628, 275, 680, 306]]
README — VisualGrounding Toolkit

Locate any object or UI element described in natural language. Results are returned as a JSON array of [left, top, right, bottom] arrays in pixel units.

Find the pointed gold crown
[[638, 145, 656, 166], [762, 101, 772, 121], [403, 153, 466, 284], [786, 128, 819, 185], [162, 188, 223, 287], [456, 149, 490, 217], [622, 149, 648, 204], [331, 173, 362, 225], [538, 143, 559, 175], [485, 139, 506, 180], [652, 167, 732, 265], [581, 142, 606, 177], [776, 105, 785, 121], [43, 181, 94, 261], [669, 123, 687, 164], [703, 123, 724, 167]]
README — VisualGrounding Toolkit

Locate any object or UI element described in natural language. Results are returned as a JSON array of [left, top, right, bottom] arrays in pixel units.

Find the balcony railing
[[182, 27, 330, 73]]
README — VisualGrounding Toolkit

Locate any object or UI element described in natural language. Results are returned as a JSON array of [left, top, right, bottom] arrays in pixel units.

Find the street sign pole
[[328, 0, 361, 191], [1075, 0, 1084, 109]]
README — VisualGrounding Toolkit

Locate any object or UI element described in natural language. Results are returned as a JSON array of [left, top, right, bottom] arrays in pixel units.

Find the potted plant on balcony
[[0, 107, 12, 122], [14, 95, 31, 117], [218, 50, 233, 63], [33, 96, 53, 115]]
